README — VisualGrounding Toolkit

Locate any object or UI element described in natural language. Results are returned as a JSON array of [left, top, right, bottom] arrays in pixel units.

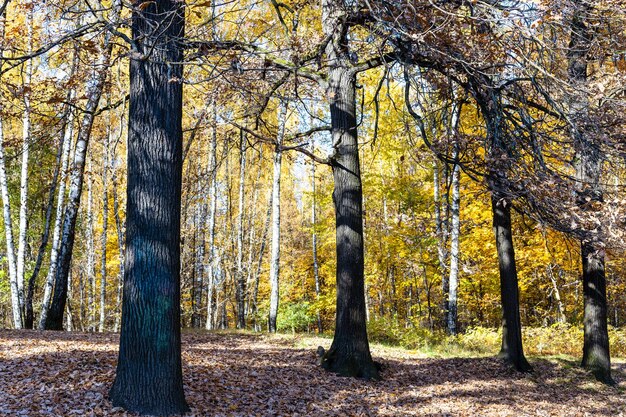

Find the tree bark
[[566, 0, 613, 385], [447, 145, 461, 335], [87, 159, 96, 331], [491, 191, 531, 372], [268, 102, 287, 332], [109, 1, 189, 414], [205, 104, 218, 330], [44, 0, 121, 330], [0, 8, 22, 329], [311, 139, 322, 334], [16, 5, 34, 322], [99, 115, 111, 332], [319, 0, 378, 376], [25, 105, 67, 329], [39, 91, 75, 329], [235, 130, 247, 329]]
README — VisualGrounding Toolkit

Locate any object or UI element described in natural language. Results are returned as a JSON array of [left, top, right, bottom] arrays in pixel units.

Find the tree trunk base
[[109, 384, 190, 417], [319, 346, 381, 380], [582, 358, 616, 385], [498, 349, 533, 373]]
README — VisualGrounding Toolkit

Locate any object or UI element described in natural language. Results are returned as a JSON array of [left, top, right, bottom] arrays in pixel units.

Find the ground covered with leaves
[[0, 330, 624, 416]]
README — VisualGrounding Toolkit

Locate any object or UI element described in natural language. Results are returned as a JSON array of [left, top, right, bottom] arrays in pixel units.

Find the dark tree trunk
[[566, 0, 613, 385], [470, 76, 531, 373], [319, 62, 378, 379], [108, 1, 189, 414], [491, 191, 531, 372], [581, 242, 613, 383]]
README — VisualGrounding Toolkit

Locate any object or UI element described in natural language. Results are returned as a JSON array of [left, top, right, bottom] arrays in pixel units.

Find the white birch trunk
[[87, 158, 95, 331], [16, 6, 34, 319], [0, 7, 20, 328], [311, 138, 322, 333], [447, 100, 462, 335], [99, 116, 110, 332], [44, 0, 122, 330], [205, 104, 218, 330], [447, 147, 461, 335], [268, 102, 287, 332], [235, 130, 247, 328], [38, 96, 74, 329]]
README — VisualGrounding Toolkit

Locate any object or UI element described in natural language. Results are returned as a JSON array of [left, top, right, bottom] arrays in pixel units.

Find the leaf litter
[[0, 330, 624, 416]]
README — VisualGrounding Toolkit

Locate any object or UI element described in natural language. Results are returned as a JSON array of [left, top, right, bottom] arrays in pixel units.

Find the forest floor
[[0, 330, 624, 416]]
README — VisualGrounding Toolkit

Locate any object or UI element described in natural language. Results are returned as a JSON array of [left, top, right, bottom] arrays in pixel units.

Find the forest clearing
[[0, 330, 624, 417], [2, 0, 626, 415]]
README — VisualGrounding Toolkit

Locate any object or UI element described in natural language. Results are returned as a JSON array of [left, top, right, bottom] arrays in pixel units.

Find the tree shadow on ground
[[0, 331, 623, 416]]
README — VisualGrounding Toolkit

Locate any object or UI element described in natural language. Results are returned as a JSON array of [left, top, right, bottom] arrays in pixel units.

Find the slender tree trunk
[[99, 118, 111, 332], [251, 189, 272, 331], [205, 104, 218, 330], [0, 8, 21, 329], [39, 92, 75, 329], [111, 108, 126, 332], [86, 160, 95, 331], [311, 140, 322, 334], [16, 6, 34, 322], [447, 99, 462, 335], [44, 0, 121, 330], [447, 154, 461, 335], [268, 102, 287, 332], [0, 115, 20, 329], [109, 1, 189, 414], [235, 130, 247, 329], [25, 106, 68, 328]]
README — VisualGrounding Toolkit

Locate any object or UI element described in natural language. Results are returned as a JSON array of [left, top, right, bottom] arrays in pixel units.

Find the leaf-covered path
[[0, 330, 624, 416]]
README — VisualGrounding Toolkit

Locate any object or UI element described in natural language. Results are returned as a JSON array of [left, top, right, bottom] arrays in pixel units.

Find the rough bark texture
[[566, 0, 613, 385], [108, 1, 189, 414], [491, 192, 531, 372], [319, 0, 378, 376]]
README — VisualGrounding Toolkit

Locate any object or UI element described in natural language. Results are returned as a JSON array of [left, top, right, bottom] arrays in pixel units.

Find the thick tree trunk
[[491, 192, 531, 372], [319, 61, 378, 378], [44, 0, 121, 330], [581, 242, 613, 383], [108, 1, 189, 414], [268, 102, 286, 332], [566, 0, 613, 384]]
